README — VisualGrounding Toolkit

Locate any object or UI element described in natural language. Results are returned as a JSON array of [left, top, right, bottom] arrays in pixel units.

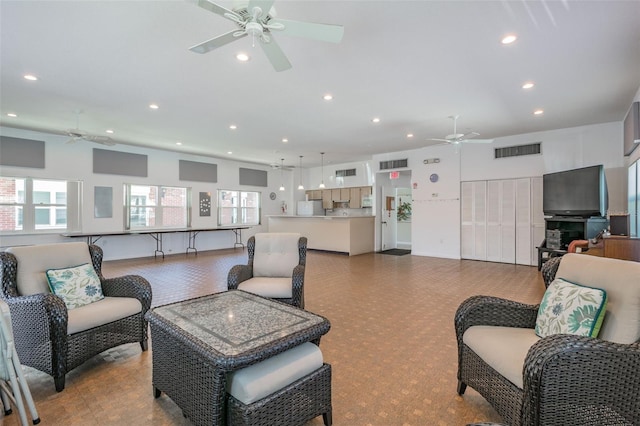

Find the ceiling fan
[[427, 115, 494, 145], [270, 160, 294, 170], [189, 0, 344, 72], [64, 111, 115, 146]]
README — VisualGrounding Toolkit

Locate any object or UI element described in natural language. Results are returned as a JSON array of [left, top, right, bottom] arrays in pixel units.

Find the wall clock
[[269, 192, 277, 200], [430, 173, 439, 183]]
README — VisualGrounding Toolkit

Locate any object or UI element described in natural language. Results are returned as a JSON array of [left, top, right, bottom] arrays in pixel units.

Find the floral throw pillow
[[535, 278, 607, 338], [46, 263, 104, 309]]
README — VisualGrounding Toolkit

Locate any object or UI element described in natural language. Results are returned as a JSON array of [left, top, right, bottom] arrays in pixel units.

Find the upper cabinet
[[309, 186, 373, 209], [306, 190, 323, 200], [349, 187, 361, 208]]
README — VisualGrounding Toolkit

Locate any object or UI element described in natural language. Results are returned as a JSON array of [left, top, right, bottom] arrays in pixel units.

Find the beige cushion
[[67, 296, 142, 335], [556, 254, 640, 344], [237, 277, 293, 298], [7, 242, 93, 296], [463, 326, 540, 389], [227, 342, 323, 404], [253, 233, 300, 278]]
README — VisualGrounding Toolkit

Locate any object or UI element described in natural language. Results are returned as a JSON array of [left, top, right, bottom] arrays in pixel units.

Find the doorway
[[377, 170, 412, 251]]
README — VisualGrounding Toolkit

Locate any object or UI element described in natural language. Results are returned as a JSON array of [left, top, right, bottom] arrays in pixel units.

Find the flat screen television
[[543, 165, 608, 217]]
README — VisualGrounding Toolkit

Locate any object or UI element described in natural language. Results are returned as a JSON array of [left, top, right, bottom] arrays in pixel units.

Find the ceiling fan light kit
[[190, 0, 344, 72]]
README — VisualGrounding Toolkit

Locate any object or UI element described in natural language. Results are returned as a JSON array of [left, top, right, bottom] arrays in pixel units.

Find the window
[[218, 190, 261, 226], [0, 177, 81, 234], [125, 184, 191, 230]]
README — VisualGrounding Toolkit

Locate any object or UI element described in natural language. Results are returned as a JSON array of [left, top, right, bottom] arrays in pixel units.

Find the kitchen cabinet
[[306, 190, 322, 200], [331, 188, 350, 202], [322, 190, 333, 209], [349, 187, 361, 208]]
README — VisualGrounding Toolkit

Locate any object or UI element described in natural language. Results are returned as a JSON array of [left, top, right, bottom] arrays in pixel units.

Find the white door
[[461, 181, 487, 260], [515, 178, 532, 265], [380, 185, 397, 250], [530, 176, 545, 265]]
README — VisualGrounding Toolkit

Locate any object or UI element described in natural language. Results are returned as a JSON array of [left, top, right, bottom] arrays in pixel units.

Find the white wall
[[368, 121, 626, 260], [0, 126, 295, 260]]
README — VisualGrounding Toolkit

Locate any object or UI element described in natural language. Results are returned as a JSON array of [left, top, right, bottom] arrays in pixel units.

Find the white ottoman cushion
[[227, 342, 323, 404]]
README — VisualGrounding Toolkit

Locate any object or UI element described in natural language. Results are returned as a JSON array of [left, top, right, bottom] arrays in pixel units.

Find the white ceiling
[[1, 0, 639, 168]]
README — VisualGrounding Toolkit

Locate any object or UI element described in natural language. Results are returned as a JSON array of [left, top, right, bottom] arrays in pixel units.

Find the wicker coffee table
[[145, 290, 331, 426]]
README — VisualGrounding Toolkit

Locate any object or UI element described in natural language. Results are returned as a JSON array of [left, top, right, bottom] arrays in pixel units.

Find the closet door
[[461, 181, 487, 260], [500, 180, 516, 264], [485, 180, 502, 262], [515, 178, 532, 265]]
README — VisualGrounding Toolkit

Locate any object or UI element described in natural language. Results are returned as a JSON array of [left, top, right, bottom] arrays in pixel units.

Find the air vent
[[335, 168, 356, 177], [379, 159, 408, 170], [494, 143, 541, 159]]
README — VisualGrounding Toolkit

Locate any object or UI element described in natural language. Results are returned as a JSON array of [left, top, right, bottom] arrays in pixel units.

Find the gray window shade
[[239, 168, 268, 187], [0, 136, 45, 168], [93, 148, 147, 177], [179, 160, 218, 182]]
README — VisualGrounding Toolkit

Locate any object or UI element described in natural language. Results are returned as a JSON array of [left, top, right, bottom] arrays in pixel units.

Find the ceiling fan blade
[[462, 131, 481, 139], [190, 29, 247, 54], [247, 0, 275, 17], [196, 0, 242, 21], [85, 135, 116, 146], [259, 37, 292, 72], [270, 18, 344, 43], [461, 139, 494, 144], [426, 138, 451, 143]]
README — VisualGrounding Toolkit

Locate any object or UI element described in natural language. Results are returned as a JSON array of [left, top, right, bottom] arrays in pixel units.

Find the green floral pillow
[[46, 263, 104, 309], [535, 278, 607, 338]]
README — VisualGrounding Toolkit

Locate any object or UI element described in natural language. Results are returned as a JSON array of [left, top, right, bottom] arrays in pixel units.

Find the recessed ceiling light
[[372, 117, 380, 123], [227, 151, 233, 154], [149, 104, 159, 109], [236, 53, 250, 62], [282, 138, 288, 143], [23, 74, 38, 81], [323, 94, 333, 101], [7, 113, 17, 117], [229, 124, 237, 130], [501, 34, 517, 44], [176, 141, 182, 146], [106, 129, 114, 134], [522, 82, 534, 89], [534, 109, 544, 115], [406, 133, 414, 138]]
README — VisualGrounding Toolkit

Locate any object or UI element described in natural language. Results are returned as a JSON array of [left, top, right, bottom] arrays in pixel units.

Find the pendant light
[[279, 158, 285, 191], [297, 155, 305, 190], [319, 152, 326, 189]]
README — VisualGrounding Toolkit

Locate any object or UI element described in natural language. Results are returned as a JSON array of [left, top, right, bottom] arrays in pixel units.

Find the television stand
[[536, 242, 567, 270], [544, 216, 608, 250]]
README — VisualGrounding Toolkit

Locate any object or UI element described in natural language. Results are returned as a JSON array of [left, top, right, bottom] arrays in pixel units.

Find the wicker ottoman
[[226, 343, 332, 426]]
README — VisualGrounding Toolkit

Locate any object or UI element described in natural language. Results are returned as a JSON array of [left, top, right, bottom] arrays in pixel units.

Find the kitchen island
[[268, 215, 375, 256]]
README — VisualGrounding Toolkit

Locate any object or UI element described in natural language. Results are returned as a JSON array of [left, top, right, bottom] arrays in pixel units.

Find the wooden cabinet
[[603, 236, 640, 261], [322, 190, 332, 209], [306, 190, 322, 200], [349, 187, 361, 208]]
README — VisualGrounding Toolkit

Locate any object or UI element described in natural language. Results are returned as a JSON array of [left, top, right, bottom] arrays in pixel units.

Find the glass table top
[[151, 290, 328, 356]]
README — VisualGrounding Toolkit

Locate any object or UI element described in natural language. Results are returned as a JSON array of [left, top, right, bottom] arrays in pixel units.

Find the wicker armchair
[[0, 242, 152, 392], [228, 233, 307, 309], [455, 254, 640, 426]]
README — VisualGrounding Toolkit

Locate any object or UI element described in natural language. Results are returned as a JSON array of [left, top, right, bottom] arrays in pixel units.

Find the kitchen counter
[[267, 215, 374, 256]]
